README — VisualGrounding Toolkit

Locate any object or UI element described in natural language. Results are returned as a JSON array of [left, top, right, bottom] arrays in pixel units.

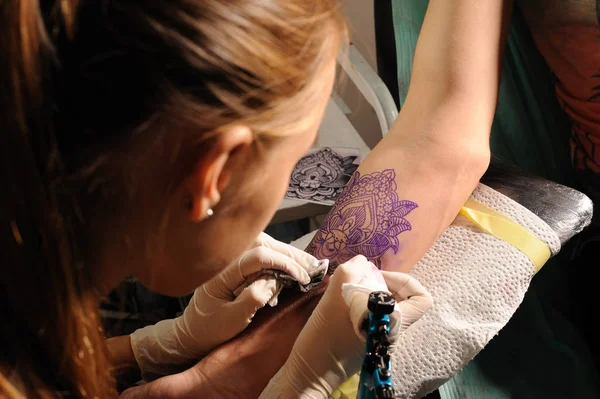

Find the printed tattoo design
[[306, 169, 418, 269], [285, 147, 359, 204]]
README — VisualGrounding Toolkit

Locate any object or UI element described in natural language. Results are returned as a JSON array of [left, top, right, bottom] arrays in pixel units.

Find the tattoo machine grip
[[357, 291, 396, 399]]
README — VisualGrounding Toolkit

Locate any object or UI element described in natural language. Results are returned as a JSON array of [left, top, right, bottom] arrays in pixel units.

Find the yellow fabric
[[459, 198, 551, 273], [331, 198, 552, 398]]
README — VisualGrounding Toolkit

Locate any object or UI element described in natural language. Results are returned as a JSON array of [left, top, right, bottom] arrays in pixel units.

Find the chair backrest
[[335, 44, 398, 139], [272, 44, 398, 224]]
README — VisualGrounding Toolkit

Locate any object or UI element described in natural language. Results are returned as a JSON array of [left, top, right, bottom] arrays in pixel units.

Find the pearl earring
[[206, 208, 214, 218]]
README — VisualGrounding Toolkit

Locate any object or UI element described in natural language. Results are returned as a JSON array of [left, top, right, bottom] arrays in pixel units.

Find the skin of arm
[[336, 0, 515, 272], [107, 335, 137, 367], [116, 2, 514, 397]]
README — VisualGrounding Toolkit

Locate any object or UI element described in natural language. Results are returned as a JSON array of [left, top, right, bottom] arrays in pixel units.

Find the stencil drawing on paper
[[285, 147, 360, 205]]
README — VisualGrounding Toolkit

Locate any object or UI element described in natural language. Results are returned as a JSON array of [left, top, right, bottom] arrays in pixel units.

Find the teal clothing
[[391, 2, 600, 398]]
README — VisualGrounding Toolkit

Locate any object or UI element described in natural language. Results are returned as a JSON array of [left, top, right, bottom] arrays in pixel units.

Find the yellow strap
[[331, 373, 360, 399], [459, 198, 550, 273], [331, 198, 551, 398]]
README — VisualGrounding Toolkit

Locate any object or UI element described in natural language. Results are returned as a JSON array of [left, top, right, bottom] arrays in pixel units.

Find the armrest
[[481, 157, 593, 244]]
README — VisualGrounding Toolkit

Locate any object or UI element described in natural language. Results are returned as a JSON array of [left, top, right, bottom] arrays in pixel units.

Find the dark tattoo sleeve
[[305, 169, 418, 269]]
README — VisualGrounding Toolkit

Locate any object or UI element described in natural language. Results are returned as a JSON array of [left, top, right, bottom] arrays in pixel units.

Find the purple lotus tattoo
[[306, 169, 417, 269]]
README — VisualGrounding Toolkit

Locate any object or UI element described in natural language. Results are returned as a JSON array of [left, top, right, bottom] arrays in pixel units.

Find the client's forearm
[[307, 2, 514, 272], [305, 0, 516, 273], [307, 141, 487, 272]]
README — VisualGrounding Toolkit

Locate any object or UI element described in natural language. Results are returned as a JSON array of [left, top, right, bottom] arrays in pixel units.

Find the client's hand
[[123, 232, 321, 381], [119, 287, 324, 399], [259, 255, 433, 398], [118, 258, 432, 399]]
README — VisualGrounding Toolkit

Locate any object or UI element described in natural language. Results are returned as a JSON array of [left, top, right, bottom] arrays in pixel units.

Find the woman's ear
[[185, 126, 253, 221]]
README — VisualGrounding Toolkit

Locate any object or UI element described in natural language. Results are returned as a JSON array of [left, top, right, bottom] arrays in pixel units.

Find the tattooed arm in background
[[117, 2, 514, 398]]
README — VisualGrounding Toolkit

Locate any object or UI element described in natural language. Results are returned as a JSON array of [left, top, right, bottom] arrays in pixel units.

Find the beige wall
[[339, 0, 383, 149], [344, 0, 377, 70]]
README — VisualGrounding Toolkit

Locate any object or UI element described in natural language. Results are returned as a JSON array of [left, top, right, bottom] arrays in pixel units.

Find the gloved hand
[[259, 255, 433, 399], [130, 232, 324, 381]]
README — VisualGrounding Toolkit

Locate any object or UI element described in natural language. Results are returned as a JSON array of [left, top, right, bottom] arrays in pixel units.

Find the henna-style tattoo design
[[286, 147, 359, 204], [306, 169, 417, 269]]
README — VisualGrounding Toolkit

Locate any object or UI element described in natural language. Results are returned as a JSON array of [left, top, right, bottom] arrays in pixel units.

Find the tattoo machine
[[357, 291, 396, 399], [232, 259, 329, 307]]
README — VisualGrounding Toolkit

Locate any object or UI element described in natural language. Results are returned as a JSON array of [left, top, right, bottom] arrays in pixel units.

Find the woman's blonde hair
[[0, 0, 346, 397]]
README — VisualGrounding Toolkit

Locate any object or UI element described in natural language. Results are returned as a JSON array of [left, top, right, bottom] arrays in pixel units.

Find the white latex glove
[[130, 232, 322, 381], [259, 255, 433, 399]]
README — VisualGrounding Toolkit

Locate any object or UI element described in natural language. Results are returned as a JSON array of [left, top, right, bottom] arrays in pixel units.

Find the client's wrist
[[106, 335, 138, 369]]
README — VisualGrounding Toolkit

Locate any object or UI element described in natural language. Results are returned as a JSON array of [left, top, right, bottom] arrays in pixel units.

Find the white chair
[[270, 44, 399, 225]]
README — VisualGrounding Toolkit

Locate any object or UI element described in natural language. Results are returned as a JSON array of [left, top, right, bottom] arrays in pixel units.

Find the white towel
[[291, 183, 562, 398]]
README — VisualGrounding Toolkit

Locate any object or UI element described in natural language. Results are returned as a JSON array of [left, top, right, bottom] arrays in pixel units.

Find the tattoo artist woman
[[109, 0, 512, 397], [1, 0, 436, 397]]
